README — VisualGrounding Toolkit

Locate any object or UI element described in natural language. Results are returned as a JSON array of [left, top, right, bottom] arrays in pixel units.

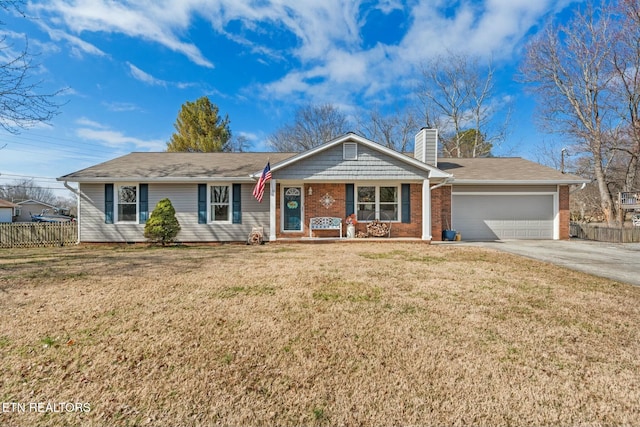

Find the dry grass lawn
[[0, 242, 639, 426]]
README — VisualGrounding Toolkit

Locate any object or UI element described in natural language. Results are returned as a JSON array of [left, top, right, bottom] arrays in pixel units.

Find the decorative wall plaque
[[320, 193, 335, 209]]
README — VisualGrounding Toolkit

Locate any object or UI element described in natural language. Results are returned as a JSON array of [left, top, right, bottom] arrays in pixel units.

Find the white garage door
[[0, 208, 13, 223], [452, 194, 554, 240]]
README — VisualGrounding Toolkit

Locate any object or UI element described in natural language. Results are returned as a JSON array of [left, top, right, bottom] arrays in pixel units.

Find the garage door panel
[[452, 195, 554, 240]]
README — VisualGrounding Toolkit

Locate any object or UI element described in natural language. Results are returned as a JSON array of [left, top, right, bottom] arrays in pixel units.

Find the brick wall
[[430, 186, 451, 241], [275, 183, 428, 239], [559, 185, 570, 239]]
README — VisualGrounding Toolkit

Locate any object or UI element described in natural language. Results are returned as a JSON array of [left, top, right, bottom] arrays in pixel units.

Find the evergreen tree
[[144, 198, 181, 245], [166, 97, 231, 152]]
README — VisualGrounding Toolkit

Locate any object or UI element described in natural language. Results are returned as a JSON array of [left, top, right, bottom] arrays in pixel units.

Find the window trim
[[356, 184, 400, 222], [208, 184, 232, 223], [115, 183, 139, 224], [343, 142, 358, 160]]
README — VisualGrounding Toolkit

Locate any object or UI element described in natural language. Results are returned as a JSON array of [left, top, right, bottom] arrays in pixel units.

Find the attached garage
[[0, 200, 17, 223], [452, 193, 556, 241]]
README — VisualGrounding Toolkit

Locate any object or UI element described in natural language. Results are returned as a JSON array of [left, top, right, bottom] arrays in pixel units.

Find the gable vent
[[343, 142, 357, 160]]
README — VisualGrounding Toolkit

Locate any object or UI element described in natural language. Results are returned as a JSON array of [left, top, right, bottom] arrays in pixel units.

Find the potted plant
[[345, 213, 357, 238], [442, 218, 456, 241]]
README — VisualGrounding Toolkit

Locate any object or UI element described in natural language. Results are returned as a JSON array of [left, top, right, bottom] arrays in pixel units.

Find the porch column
[[422, 179, 431, 240], [269, 179, 277, 241]]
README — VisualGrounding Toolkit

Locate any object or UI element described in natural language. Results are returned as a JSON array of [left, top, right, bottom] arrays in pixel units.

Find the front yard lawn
[[0, 242, 638, 426]]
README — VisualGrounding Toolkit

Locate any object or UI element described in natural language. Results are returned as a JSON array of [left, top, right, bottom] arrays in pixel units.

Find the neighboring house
[[0, 199, 18, 223], [14, 200, 59, 222], [57, 129, 588, 243]]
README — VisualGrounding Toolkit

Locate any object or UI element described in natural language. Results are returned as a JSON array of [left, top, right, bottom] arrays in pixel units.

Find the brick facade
[[430, 186, 451, 241], [559, 185, 570, 240], [273, 183, 569, 240], [275, 183, 432, 239]]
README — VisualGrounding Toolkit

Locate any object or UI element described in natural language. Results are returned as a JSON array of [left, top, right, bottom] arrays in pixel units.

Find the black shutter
[[198, 184, 207, 224], [139, 184, 148, 224], [345, 184, 354, 217], [105, 184, 114, 224], [401, 184, 411, 223], [232, 184, 242, 224]]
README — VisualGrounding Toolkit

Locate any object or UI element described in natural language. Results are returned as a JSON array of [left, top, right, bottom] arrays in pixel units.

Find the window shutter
[[401, 184, 411, 223], [105, 184, 114, 224], [232, 184, 242, 224], [198, 184, 207, 224], [345, 184, 354, 217], [139, 184, 148, 224]]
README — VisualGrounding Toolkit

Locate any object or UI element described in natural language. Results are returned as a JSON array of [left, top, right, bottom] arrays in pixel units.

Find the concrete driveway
[[461, 239, 640, 286]]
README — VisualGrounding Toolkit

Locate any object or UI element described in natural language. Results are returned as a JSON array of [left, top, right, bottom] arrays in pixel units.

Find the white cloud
[[102, 101, 141, 112], [29, 0, 581, 106], [127, 63, 167, 87], [36, 22, 107, 58], [76, 120, 165, 151], [127, 62, 195, 89], [75, 117, 107, 128], [30, 0, 213, 67]]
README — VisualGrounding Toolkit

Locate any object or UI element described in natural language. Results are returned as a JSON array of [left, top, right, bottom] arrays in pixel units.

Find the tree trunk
[[593, 150, 616, 224]]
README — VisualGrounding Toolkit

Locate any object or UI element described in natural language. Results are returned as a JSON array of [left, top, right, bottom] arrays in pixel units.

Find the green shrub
[[144, 198, 181, 245]]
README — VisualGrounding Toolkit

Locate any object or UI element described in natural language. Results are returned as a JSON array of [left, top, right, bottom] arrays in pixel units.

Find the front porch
[[267, 182, 451, 242], [272, 236, 431, 244]]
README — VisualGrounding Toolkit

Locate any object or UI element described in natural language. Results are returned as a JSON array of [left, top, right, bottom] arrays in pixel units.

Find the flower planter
[[442, 230, 457, 241]]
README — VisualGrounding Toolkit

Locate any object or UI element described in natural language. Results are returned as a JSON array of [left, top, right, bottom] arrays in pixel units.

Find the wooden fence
[[570, 222, 640, 243], [0, 222, 78, 248]]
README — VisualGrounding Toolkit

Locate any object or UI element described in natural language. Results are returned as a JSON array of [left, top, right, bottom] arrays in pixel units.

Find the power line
[[0, 173, 60, 180], [1, 130, 167, 156], [4, 139, 113, 159], [0, 184, 75, 191]]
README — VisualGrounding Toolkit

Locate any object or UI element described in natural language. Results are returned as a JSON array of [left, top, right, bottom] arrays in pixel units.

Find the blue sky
[[0, 0, 581, 198]]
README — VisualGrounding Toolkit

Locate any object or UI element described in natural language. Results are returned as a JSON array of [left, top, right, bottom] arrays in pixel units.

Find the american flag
[[252, 162, 271, 202]]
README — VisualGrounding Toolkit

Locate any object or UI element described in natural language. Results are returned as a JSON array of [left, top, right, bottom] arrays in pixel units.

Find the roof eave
[[57, 177, 257, 183], [452, 179, 590, 185]]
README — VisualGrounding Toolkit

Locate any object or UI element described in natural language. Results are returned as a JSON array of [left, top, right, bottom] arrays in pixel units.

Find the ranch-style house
[[58, 129, 587, 243]]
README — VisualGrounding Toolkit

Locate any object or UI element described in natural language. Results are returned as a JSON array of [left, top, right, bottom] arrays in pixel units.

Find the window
[[357, 185, 398, 221], [117, 185, 137, 222], [210, 185, 230, 222]]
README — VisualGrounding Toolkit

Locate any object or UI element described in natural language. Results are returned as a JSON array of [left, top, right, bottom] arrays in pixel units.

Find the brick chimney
[[414, 127, 438, 167]]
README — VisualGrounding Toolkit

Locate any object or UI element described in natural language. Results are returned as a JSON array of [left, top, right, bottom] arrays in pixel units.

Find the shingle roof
[[0, 199, 18, 208], [437, 157, 587, 184], [57, 151, 587, 185], [58, 152, 297, 182]]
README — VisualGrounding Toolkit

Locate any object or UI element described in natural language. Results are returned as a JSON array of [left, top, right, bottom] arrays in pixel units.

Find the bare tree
[[0, 178, 56, 204], [416, 51, 509, 158], [356, 106, 418, 152], [520, 1, 630, 225], [267, 104, 349, 151], [0, 1, 64, 134], [611, 0, 640, 193]]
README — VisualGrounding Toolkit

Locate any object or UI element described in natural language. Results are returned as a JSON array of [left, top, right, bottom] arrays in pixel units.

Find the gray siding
[[15, 202, 51, 222], [79, 183, 271, 242], [414, 128, 437, 166], [275, 144, 429, 181]]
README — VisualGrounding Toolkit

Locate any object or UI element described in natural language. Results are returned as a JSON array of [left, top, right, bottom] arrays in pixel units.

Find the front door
[[283, 187, 302, 231]]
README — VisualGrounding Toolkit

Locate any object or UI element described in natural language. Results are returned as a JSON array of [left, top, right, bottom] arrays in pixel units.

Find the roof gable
[[16, 200, 58, 209], [266, 133, 451, 180]]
